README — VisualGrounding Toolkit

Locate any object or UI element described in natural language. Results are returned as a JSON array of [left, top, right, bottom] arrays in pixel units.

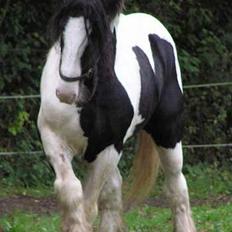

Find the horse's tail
[[125, 130, 160, 209]]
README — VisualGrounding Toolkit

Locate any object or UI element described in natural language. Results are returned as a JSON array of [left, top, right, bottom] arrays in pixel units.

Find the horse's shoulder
[[80, 80, 134, 162]]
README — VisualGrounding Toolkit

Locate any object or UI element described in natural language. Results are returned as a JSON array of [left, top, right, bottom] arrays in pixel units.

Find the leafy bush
[[0, 0, 231, 186]]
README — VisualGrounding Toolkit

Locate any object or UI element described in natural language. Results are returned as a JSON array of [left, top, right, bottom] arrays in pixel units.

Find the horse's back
[[115, 13, 181, 88]]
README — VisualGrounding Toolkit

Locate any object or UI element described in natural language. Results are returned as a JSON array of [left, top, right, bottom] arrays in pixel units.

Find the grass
[[1, 203, 232, 232], [125, 203, 232, 232], [0, 213, 59, 232], [0, 184, 52, 198], [0, 164, 231, 231], [184, 164, 232, 199], [1, 164, 231, 199]]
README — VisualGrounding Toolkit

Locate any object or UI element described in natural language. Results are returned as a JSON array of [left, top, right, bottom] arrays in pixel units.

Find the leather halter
[[58, 33, 97, 83], [58, 52, 96, 82], [59, 64, 94, 82]]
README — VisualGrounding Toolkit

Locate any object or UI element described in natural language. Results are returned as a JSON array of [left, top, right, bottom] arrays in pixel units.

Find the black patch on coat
[[144, 34, 184, 148], [132, 46, 160, 131], [80, 28, 134, 162]]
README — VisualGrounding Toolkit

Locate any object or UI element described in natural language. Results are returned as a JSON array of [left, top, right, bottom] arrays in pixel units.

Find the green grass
[[1, 164, 231, 199], [0, 184, 52, 198], [0, 212, 59, 232], [0, 164, 232, 231], [149, 164, 232, 200], [126, 203, 232, 232], [1, 203, 232, 232], [184, 164, 232, 199]]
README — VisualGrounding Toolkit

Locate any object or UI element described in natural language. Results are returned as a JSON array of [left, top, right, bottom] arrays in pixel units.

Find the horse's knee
[[165, 157, 183, 177], [55, 177, 83, 208], [159, 143, 183, 176]]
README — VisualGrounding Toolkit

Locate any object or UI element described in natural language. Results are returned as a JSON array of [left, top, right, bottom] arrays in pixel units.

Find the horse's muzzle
[[56, 84, 90, 106], [56, 89, 76, 105]]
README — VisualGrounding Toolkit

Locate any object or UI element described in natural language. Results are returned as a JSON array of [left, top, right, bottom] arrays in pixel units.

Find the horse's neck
[[96, 29, 117, 83], [110, 14, 120, 32]]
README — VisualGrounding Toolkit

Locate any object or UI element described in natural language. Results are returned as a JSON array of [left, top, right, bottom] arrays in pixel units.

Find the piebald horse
[[37, 0, 196, 231]]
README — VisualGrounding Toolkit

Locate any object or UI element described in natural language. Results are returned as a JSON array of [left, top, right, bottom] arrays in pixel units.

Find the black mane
[[49, 0, 108, 45], [49, 0, 124, 44], [49, 0, 121, 107], [101, 0, 124, 19]]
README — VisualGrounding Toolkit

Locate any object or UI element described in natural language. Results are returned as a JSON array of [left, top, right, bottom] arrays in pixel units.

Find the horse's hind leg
[[39, 127, 90, 232], [98, 167, 123, 232], [158, 142, 196, 232]]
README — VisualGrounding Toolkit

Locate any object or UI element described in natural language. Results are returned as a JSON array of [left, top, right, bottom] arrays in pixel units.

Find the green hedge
[[0, 0, 231, 185]]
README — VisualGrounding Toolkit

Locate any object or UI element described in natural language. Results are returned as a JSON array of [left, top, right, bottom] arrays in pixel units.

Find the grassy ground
[[0, 203, 232, 232], [0, 164, 231, 231]]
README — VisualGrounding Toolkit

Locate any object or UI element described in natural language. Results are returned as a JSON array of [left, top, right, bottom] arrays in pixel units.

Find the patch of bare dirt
[[0, 195, 231, 216], [0, 195, 57, 216]]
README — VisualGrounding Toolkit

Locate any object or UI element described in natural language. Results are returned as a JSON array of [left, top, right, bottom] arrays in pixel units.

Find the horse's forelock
[[49, 0, 109, 45]]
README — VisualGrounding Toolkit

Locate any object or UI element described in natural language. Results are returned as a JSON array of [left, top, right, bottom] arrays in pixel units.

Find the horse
[[37, 0, 196, 231]]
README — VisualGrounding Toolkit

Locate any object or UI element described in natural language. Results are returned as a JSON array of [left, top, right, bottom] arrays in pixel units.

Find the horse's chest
[[41, 99, 87, 154]]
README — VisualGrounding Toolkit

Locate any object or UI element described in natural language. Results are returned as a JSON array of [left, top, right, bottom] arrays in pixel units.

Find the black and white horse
[[37, 0, 196, 231]]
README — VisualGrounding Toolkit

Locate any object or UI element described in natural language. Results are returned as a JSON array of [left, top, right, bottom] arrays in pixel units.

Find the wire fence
[[0, 143, 232, 157], [0, 82, 232, 101], [0, 81, 231, 156]]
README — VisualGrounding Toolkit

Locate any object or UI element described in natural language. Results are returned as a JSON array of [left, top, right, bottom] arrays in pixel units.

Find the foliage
[[0, 0, 231, 185]]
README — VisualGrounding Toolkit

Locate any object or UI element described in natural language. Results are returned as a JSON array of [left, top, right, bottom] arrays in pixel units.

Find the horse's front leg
[[158, 142, 196, 232], [98, 166, 123, 232], [39, 126, 91, 232], [83, 145, 122, 231]]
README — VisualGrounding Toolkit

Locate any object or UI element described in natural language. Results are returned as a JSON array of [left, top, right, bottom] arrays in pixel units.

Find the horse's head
[[50, 0, 108, 106]]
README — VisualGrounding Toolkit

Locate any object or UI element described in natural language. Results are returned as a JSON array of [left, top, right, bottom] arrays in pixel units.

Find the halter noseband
[[58, 51, 100, 104], [59, 64, 94, 82], [58, 33, 97, 83]]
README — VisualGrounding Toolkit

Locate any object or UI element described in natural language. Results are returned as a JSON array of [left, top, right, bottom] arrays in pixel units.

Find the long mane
[[101, 0, 124, 19], [49, 0, 108, 44], [49, 0, 124, 44]]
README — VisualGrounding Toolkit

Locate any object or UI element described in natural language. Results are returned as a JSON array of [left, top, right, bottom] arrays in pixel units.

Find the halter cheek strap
[[58, 54, 99, 104]]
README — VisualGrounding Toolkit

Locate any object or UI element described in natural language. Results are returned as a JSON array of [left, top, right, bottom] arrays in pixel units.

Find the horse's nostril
[[56, 89, 76, 104], [56, 89, 61, 98], [70, 93, 76, 102]]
